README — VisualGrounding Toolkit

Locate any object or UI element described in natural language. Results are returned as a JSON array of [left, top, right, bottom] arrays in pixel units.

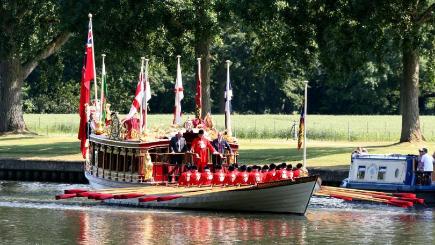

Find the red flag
[[78, 19, 95, 159], [195, 59, 202, 119]]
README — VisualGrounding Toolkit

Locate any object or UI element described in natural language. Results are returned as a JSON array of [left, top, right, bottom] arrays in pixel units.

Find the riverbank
[[0, 158, 346, 184], [1, 135, 432, 165], [1, 135, 431, 184], [0, 158, 86, 183]]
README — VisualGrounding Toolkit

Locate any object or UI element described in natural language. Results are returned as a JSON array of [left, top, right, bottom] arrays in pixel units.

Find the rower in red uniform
[[191, 129, 218, 172], [212, 165, 226, 186], [191, 166, 202, 186], [201, 166, 214, 186], [248, 165, 263, 184], [236, 165, 250, 185], [261, 165, 269, 175], [178, 165, 193, 186], [286, 164, 294, 180], [293, 163, 303, 178], [277, 163, 289, 180], [224, 166, 238, 186], [263, 164, 277, 182]]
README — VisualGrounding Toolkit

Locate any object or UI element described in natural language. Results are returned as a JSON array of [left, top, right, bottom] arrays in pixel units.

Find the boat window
[[357, 166, 366, 180], [394, 168, 400, 178], [378, 166, 387, 180]]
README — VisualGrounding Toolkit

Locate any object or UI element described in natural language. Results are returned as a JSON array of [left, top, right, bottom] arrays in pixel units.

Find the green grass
[[23, 114, 435, 141], [1, 135, 434, 168]]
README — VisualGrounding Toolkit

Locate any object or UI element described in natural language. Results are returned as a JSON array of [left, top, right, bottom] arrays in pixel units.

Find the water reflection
[[71, 210, 310, 245]]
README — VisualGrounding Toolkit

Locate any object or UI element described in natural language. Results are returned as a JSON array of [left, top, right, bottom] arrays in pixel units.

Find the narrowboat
[[341, 154, 435, 205]]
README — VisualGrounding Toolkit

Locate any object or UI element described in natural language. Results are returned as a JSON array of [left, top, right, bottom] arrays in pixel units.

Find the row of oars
[[315, 186, 425, 208], [56, 185, 253, 202]]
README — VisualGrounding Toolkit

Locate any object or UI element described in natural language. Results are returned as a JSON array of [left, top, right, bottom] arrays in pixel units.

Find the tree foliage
[[1, 1, 433, 139]]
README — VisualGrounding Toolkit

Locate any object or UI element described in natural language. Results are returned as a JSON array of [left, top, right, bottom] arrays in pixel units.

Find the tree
[[162, 0, 233, 118], [0, 1, 89, 133], [315, 0, 435, 142]]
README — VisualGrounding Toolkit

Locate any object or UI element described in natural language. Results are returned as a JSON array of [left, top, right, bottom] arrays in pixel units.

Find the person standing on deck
[[419, 148, 434, 185], [191, 129, 218, 172], [212, 132, 233, 167], [170, 131, 187, 165]]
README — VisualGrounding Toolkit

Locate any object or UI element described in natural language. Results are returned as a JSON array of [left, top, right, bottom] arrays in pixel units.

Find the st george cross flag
[[225, 61, 233, 135], [173, 56, 184, 125], [195, 58, 202, 119], [126, 70, 145, 121], [297, 107, 305, 150], [125, 59, 151, 131]]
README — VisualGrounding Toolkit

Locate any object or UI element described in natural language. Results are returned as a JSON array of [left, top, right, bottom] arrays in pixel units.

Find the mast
[[225, 60, 232, 136], [144, 58, 150, 131], [100, 53, 106, 122], [303, 80, 308, 168], [88, 13, 98, 110], [139, 57, 145, 134]]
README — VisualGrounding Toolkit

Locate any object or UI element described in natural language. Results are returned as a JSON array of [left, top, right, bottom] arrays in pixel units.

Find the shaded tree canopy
[[1, 1, 434, 142]]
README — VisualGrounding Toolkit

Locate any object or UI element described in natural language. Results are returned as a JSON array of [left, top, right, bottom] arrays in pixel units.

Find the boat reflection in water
[[73, 209, 308, 244], [69, 202, 433, 245]]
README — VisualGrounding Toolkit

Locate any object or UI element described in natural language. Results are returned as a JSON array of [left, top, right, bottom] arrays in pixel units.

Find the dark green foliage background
[[19, 0, 434, 115]]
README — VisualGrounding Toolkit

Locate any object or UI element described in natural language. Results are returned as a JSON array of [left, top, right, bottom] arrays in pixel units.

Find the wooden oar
[[321, 186, 423, 204], [169, 185, 254, 198], [77, 186, 214, 200], [322, 186, 416, 198], [318, 189, 413, 207]]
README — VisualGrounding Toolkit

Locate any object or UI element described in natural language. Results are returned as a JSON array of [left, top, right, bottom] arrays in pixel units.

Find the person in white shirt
[[418, 148, 434, 185]]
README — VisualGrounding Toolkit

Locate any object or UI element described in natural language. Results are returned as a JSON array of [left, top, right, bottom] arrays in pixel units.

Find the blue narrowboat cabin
[[342, 154, 435, 205]]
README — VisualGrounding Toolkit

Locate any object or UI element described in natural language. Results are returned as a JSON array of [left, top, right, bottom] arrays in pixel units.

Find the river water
[[0, 181, 433, 245]]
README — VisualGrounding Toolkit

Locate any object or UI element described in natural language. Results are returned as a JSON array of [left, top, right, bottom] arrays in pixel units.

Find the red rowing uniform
[[278, 169, 290, 180], [178, 171, 193, 186], [263, 170, 277, 182], [212, 170, 226, 186], [293, 169, 301, 178], [201, 170, 214, 186], [191, 170, 202, 186], [248, 169, 263, 184], [224, 170, 239, 186], [236, 171, 250, 185]]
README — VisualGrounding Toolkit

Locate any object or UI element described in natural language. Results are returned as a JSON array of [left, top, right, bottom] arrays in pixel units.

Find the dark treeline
[[21, 1, 435, 116], [1, 1, 434, 141]]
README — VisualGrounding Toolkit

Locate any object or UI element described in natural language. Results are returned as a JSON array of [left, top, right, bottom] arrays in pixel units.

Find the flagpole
[[303, 80, 308, 168], [139, 57, 145, 134], [174, 55, 181, 125], [88, 13, 98, 111], [100, 53, 106, 122], [144, 58, 149, 131], [196, 57, 202, 119], [225, 60, 232, 136]]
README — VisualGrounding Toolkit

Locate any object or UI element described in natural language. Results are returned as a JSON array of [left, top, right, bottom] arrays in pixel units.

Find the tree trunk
[[0, 60, 27, 133], [196, 39, 212, 119], [399, 40, 424, 142]]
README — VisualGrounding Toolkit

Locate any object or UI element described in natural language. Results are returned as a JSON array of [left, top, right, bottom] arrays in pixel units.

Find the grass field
[[23, 114, 435, 141], [3, 114, 432, 167], [1, 135, 434, 168]]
